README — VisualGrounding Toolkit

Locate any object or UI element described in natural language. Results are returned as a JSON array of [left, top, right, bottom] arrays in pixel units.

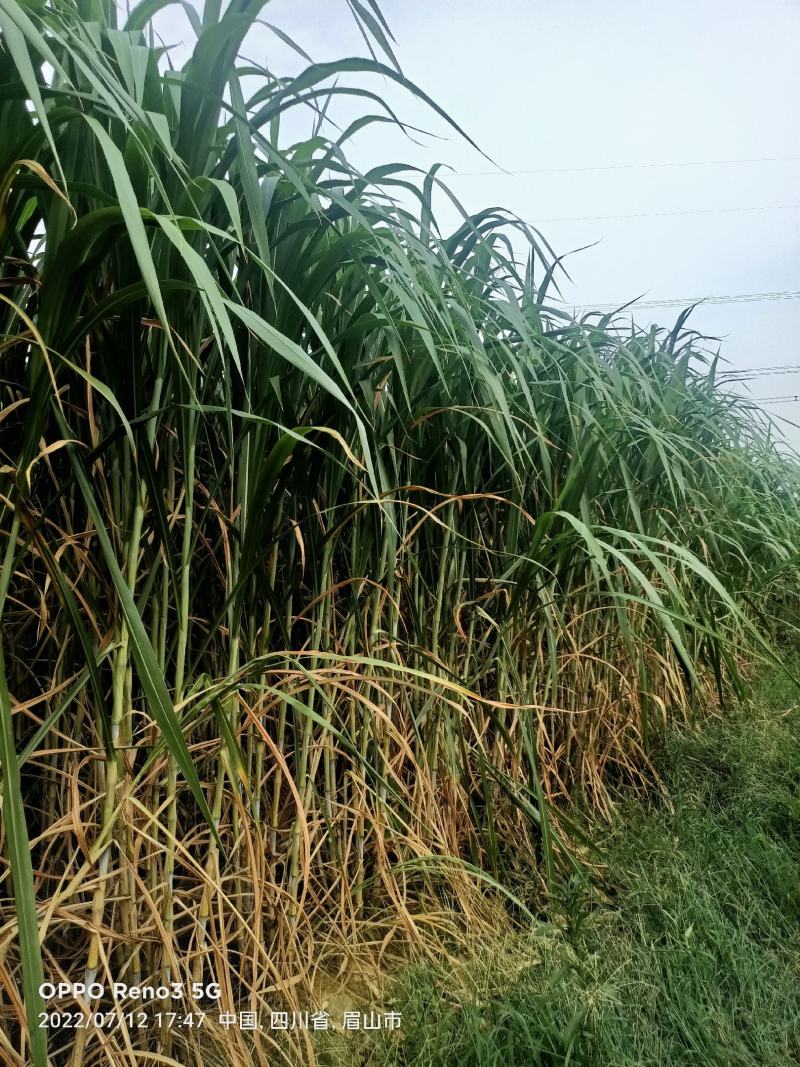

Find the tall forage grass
[[1, 1, 799, 1063]]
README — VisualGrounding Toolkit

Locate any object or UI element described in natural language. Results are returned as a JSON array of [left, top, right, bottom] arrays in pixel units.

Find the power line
[[725, 393, 798, 406], [553, 290, 800, 313], [722, 366, 800, 379], [448, 154, 800, 178], [722, 363, 800, 374], [743, 394, 800, 404], [529, 202, 800, 225]]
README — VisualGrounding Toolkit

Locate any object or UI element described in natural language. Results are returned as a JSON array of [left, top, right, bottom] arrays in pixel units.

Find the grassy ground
[[321, 663, 800, 1066]]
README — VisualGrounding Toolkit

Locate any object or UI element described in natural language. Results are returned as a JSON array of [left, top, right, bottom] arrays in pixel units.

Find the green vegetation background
[[324, 664, 800, 1067], [3, 3, 800, 1064]]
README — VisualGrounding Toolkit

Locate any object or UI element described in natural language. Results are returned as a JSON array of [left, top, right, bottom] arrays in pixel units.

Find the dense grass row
[[325, 664, 800, 1066], [1, 1, 799, 1064]]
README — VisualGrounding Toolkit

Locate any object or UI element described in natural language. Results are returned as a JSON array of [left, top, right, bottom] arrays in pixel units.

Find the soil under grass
[[320, 663, 800, 1067]]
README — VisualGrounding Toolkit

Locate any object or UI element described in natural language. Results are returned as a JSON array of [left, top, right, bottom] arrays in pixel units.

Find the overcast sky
[[156, 0, 800, 444]]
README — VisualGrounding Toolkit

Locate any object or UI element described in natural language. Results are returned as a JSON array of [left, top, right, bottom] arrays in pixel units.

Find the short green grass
[[323, 663, 800, 1066]]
